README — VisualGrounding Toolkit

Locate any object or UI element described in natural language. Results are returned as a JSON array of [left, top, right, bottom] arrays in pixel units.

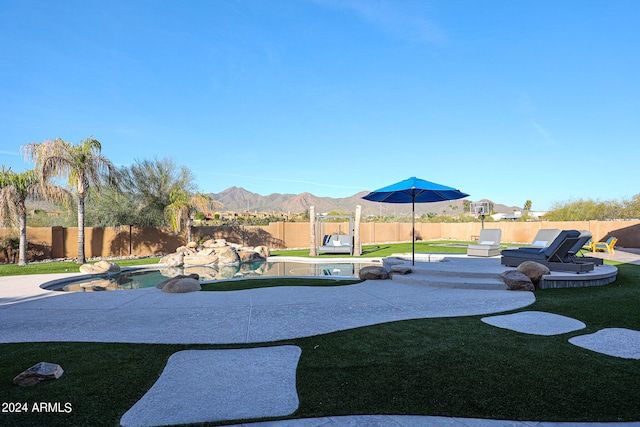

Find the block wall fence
[[1, 220, 639, 262]]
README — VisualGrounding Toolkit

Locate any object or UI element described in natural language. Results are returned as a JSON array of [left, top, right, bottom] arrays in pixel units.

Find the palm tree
[[22, 137, 119, 264], [0, 167, 71, 265], [165, 190, 222, 242]]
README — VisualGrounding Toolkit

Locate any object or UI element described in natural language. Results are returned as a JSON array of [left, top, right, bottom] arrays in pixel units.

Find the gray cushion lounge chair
[[501, 230, 594, 273], [506, 229, 561, 250], [568, 231, 603, 266], [467, 229, 501, 257]]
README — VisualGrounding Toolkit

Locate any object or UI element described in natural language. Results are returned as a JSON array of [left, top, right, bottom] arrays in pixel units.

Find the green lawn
[[271, 240, 472, 257], [0, 257, 161, 276], [0, 252, 638, 425]]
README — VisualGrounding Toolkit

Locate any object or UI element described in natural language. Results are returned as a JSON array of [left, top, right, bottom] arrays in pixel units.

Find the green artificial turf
[[1, 261, 638, 426], [0, 261, 83, 276], [0, 257, 161, 276], [271, 240, 470, 258]]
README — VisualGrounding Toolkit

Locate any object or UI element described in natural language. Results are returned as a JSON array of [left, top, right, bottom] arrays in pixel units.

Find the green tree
[[544, 198, 625, 221], [22, 137, 120, 264], [0, 167, 70, 265], [85, 158, 224, 230], [524, 200, 532, 211], [119, 158, 196, 227], [627, 194, 640, 218], [84, 183, 141, 227], [165, 191, 220, 242]]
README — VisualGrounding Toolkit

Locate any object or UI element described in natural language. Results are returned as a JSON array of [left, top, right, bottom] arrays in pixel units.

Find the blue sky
[[1, 0, 639, 211]]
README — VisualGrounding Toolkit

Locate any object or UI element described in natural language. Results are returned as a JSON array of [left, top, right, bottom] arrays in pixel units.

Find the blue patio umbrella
[[362, 177, 469, 265]]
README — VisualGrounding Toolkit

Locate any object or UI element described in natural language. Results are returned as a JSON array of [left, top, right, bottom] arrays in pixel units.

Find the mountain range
[[207, 187, 522, 217]]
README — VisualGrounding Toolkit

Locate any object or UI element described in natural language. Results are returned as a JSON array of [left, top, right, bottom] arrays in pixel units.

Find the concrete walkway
[[0, 274, 534, 344], [1, 250, 639, 427]]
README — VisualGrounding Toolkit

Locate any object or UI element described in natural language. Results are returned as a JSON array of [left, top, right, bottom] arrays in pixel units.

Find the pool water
[[57, 260, 378, 292]]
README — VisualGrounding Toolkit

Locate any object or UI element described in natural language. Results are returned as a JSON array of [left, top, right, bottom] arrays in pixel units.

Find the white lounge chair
[[467, 229, 502, 257]]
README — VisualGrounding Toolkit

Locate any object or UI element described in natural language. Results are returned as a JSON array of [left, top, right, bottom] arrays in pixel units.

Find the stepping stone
[[569, 328, 640, 359], [481, 311, 586, 336], [120, 346, 301, 426]]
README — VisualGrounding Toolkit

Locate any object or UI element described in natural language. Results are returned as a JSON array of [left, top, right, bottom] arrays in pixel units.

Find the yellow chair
[[591, 237, 617, 254]]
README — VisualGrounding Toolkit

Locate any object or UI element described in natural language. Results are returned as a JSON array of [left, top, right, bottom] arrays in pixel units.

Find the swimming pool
[[51, 259, 380, 292]]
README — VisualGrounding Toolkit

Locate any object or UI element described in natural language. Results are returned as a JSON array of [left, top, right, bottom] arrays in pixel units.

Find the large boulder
[[183, 251, 219, 266], [157, 274, 201, 293], [13, 362, 64, 387], [79, 260, 121, 275], [237, 250, 263, 263], [197, 247, 217, 257], [212, 239, 228, 247], [160, 252, 184, 267], [517, 261, 550, 287], [175, 245, 196, 255], [359, 266, 389, 280], [254, 245, 270, 258], [217, 246, 240, 265], [501, 270, 535, 291], [201, 239, 217, 248]]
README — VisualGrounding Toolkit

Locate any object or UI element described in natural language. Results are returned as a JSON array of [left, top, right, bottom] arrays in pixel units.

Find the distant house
[[491, 210, 547, 221], [491, 212, 520, 221], [202, 210, 297, 222]]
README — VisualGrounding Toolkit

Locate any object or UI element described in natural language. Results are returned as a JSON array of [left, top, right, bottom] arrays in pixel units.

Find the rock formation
[[359, 266, 389, 280], [500, 270, 535, 291], [159, 252, 185, 267], [79, 260, 121, 275], [517, 261, 550, 287], [160, 239, 269, 268], [157, 273, 201, 293]]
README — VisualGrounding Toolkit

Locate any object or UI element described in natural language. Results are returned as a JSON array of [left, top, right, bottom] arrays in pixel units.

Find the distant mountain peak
[[208, 187, 520, 215]]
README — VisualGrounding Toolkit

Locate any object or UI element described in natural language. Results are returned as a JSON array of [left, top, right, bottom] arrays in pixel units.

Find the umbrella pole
[[412, 198, 415, 266]]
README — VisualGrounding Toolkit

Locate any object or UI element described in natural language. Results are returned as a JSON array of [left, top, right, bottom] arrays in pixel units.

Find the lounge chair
[[501, 230, 594, 273], [592, 236, 617, 254], [506, 229, 561, 250], [529, 229, 562, 248], [568, 231, 603, 266], [467, 229, 501, 257]]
